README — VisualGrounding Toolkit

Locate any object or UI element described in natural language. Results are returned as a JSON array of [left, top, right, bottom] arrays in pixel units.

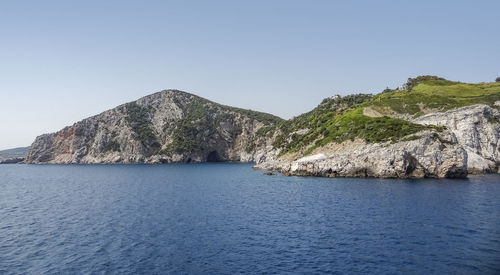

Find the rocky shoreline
[[0, 157, 25, 164], [19, 81, 500, 179], [0, 147, 29, 164], [24, 90, 279, 165], [254, 104, 500, 178]]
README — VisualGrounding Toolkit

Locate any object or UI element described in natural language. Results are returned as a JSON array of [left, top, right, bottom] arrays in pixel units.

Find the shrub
[[256, 126, 273, 136], [369, 80, 500, 117], [125, 102, 160, 149], [405, 75, 451, 90], [272, 94, 374, 152], [488, 116, 500, 124], [103, 139, 121, 152], [245, 143, 255, 153]]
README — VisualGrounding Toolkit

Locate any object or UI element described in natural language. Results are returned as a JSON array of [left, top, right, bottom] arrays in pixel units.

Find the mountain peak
[[26, 88, 282, 164]]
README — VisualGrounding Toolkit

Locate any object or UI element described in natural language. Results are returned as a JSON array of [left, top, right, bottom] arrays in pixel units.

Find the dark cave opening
[[206, 151, 222, 162]]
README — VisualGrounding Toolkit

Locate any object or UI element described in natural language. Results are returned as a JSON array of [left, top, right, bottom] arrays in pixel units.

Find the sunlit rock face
[[26, 90, 282, 164], [25, 88, 500, 179], [255, 105, 500, 178], [413, 104, 500, 174]]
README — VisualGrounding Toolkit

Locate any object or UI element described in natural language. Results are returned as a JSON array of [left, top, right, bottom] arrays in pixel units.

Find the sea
[[1, 163, 499, 274]]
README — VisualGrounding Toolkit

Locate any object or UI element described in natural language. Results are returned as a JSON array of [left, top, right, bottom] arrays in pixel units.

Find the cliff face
[[255, 132, 468, 178], [256, 104, 500, 178], [0, 147, 29, 163], [25, 77, 500, 179], [254, 77, 500, 178], [413, 104, 500, 174], [26, 90, 282, 164]]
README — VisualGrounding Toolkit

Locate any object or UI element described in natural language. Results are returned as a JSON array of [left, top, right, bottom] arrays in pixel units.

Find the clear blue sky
[[1, 0, 499, 150]]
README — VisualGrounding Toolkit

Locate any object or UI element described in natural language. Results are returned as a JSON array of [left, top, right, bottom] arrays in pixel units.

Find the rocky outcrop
[[255, 104, 500, 178], [413, 104, 500, 174], [255, 132, 468, 178], [0, 147, 29, 164], [24, 87, 500, 179], [0, 157, 25, 164], [26, 90, 282, 164]]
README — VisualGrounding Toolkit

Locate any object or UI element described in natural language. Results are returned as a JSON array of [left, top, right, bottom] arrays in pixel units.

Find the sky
[[1, 0, 499, 150]]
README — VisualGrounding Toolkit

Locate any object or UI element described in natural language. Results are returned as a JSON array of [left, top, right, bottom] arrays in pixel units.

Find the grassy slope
[[273, 77, 500, 156], [370, 80, 500, 116]]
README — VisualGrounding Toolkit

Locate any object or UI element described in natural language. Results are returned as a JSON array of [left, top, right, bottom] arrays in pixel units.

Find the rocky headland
[[0, 147, 29, 164], [24, 76, 500, 179], [26, 90, 281, 164]]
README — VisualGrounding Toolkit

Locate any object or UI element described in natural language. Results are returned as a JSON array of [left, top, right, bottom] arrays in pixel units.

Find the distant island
[[0, 147, 29, 164], [9, 75, 500, 179]]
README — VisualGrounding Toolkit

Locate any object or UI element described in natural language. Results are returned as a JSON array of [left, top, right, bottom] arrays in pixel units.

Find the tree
[[496, 77, 500, 82]]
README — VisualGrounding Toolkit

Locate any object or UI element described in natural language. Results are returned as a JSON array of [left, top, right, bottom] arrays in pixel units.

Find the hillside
[[26, 90, 282, 164], [368, 76, 500, 117], [255, 76, 500, 178], [24, 77, 500, 178], [0, 147, 30, 163], [265, 76, 500, 157]]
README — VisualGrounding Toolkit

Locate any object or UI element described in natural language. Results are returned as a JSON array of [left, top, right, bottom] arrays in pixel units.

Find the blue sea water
[[0, 163, 499, 274]]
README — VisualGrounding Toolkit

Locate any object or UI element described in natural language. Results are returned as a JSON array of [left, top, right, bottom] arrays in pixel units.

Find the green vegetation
[[103, 139, 121, 152], [225, 106, 282, 125], [382, 87, 395, 93], [164, 98, 211, 154], [245, 142, 255, 153], [272, 94, 374, 153], [270, 76, 500, 156], [488, 116, 500, 124], [369, 78, 500, 116], [130, 77, 500, 158], [195, 94, 282, 126], [125, 102, 160, 149], [256, 125, 273, 137], [404, 75, 459, 91], [301, 108, 426, 155], [274, 104, 428, 156], [496, 77, 500, 82], [161, 95, 283, 155], [431, 133, 456, 145]]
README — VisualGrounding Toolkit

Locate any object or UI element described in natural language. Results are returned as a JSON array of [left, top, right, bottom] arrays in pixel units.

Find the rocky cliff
[[25, 77, 500, 179], [413, 104, 500, 174], [255, 77, 500, 178], [26, 90, 282, 164], [0, 147, 29, 164], [255, 105, 500, 178]]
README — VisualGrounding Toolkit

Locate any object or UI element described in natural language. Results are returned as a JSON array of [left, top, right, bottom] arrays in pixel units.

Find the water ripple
[[0, 164, 499, 274]]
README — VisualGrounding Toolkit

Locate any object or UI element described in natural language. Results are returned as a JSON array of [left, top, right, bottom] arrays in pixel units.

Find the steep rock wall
[[255, 104, 500, 178], [26, 90, 281, 164]]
